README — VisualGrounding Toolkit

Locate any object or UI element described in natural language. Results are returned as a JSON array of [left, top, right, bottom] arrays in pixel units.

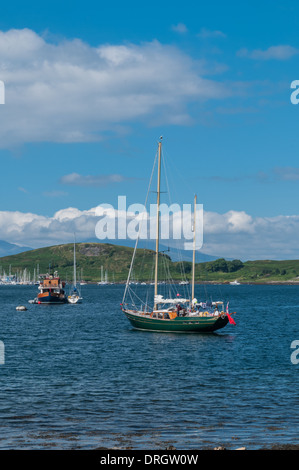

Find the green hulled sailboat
[[121, 138, 235, 333]]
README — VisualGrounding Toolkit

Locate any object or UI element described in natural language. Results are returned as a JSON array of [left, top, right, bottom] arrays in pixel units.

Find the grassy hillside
[[196, 258, 299, 283], [0, 242, 299, 283], [0, 243, 173, 283]]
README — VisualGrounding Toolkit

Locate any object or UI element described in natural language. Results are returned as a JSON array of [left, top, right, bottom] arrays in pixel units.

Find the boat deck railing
[[123, 307, 223, 320]]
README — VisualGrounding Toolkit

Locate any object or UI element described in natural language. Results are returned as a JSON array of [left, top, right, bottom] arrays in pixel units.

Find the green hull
[[123, 310, 229, 333]]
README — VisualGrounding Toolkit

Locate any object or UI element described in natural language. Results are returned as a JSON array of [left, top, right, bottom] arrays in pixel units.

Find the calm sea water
[[0, 283, 299, 450]]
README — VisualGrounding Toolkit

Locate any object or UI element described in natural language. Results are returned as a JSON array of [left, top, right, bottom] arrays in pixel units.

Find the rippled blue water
[[0, 283, 299, 449]]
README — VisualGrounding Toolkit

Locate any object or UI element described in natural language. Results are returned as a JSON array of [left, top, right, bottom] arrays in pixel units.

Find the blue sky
[[0, 0, 299, 259]]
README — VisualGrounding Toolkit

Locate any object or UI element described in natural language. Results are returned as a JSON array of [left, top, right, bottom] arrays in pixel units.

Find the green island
[[0, 242, 299, 284]]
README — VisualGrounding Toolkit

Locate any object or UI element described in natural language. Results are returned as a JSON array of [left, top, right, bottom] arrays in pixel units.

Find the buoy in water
[[16, 305, 27, 311]]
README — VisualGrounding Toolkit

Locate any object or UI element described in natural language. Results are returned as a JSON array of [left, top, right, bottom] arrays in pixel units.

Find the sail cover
[[154, 295, 189, 304]]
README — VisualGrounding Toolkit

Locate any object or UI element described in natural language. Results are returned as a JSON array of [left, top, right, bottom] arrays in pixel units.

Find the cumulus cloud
[[274, 167, 299, 181], [202, 211, 299, 260], [1, 205, 299, 260], [237, 45, 299, 60], [171, 23, 188, 34], [0, 207, 98, 247], [0, 28, 230, 148], [204, 210, 254, 234]]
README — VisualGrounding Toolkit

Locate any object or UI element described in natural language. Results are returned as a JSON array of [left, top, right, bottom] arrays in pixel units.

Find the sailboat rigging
[[121, 138, 236, 332]]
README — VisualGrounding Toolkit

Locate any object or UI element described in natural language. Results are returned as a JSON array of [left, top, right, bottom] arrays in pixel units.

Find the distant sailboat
[[80, 268, 87, 285], [68, 236, 83, 304], [98, 266, 109, 285]]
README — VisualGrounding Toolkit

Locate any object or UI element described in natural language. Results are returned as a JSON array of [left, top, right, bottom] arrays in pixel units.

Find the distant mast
[[154, 137, 162, 310], [191, 194, 197, 303]]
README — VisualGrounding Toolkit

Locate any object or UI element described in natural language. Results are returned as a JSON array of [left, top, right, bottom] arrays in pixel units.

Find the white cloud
[[171, 23, 188, 34], [237, 45, 298, 60], [0, 205, 299, 260], [0, 28, 229, 148], [53, 207, 95, 221], [204, 210, 254, 234], [274, 167, 299, 181], [202, 211, 299, 260], [0, 28, 44, 59], [0, 207, 98, 247]]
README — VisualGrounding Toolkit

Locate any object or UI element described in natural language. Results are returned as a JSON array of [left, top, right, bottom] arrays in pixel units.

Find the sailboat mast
[[73, 235, 77, 287], [191, 194, 197, 302], [154, 138, 162, 310]]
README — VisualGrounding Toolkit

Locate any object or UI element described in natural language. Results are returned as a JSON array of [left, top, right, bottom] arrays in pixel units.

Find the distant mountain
[[0, 240, 33, 257]]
